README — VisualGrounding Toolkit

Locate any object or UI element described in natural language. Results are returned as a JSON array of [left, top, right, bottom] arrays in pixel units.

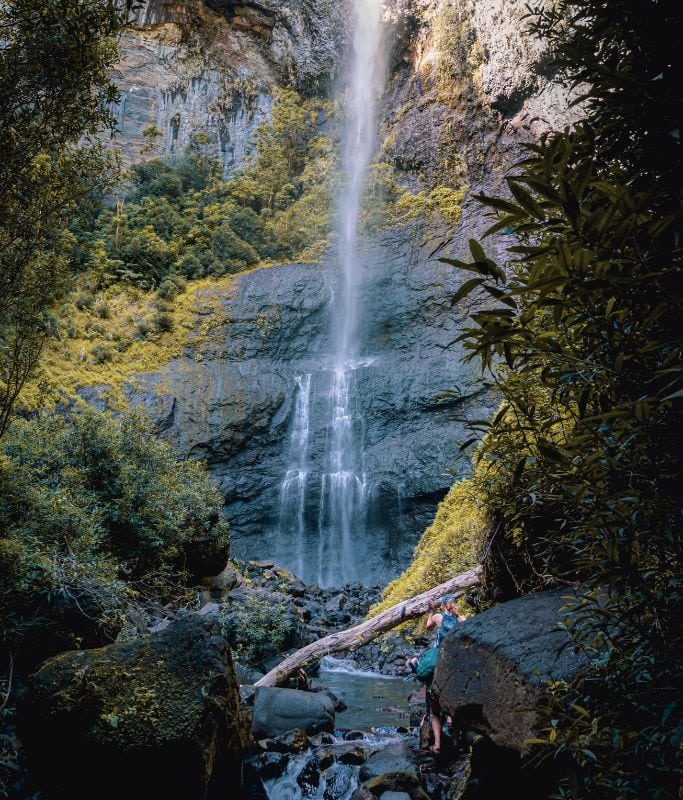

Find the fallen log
[[254, 566, 482, 687]]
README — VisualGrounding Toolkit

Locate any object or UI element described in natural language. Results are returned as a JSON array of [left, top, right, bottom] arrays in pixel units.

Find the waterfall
[[276, 0, 386, 586], [277, 373, 312, 578], [317, 0, 386, 585]]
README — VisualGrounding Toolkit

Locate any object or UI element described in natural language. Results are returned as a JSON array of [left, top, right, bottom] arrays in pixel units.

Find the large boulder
[[252, 686, 335, 738], [22, 612, 246, 800], [432, 588, 589, 755]]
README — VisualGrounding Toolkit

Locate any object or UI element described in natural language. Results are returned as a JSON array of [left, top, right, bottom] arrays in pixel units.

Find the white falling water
[[317, 0, 387, 585], [276, 0, 386, 586], [277, 373, 312, 578]]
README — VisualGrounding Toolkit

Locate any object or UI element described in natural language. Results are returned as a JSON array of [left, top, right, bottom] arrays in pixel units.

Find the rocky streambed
[[16, 560, 589, 800]]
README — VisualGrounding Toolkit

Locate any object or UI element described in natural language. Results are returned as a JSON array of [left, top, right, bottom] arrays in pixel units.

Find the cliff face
[[101, 0, 574, 583], [86, 229, 495, 584], [114, 0, 345, 170], [381, 0, 576, 245]]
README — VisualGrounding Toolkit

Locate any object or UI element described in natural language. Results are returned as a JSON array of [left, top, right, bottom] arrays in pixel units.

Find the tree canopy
[[0, 0, 128, 437]]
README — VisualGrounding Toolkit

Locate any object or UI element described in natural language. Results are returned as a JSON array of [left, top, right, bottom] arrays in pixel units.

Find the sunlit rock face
[[380, 0, 579, 249], [112, 0, 346, 171]]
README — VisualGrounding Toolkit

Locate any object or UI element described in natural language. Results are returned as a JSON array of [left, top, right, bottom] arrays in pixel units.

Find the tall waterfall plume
[[276, 0, 387, 586], [318, 0, 387, 585]]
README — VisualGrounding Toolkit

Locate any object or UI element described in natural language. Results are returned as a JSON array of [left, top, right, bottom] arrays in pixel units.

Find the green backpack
[[415, 646, 439, 683]]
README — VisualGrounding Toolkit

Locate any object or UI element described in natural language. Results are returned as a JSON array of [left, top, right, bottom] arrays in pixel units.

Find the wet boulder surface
[[21, 612, 246, 800], [252, 687, 336, 738]]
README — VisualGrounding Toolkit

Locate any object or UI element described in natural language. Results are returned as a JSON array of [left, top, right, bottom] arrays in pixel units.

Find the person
[[436, 594, 466, 645], [408, 595, 465, 754]]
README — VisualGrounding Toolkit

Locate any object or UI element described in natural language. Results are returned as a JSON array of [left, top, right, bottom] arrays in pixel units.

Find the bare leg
[[429, 692, 442, 753]]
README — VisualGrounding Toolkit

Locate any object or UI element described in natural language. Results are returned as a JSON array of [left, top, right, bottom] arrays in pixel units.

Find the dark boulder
[[252, 686, 335, 738], [432, 587, 589, 755], [22, 612, 246, 800], [359, 741, 416, 781]]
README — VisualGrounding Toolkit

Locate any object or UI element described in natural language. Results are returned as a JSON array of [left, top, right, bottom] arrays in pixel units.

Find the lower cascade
[[277, 373, 312, 580], [252, 657, 418, 800]]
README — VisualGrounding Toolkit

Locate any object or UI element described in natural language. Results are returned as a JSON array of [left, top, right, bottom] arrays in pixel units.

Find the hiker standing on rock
[[408, 595, 465, 753]]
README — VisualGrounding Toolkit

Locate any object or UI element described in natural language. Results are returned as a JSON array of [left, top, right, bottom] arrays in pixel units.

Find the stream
[[318, 656, 413, 730], [258, 657, 420, 800]]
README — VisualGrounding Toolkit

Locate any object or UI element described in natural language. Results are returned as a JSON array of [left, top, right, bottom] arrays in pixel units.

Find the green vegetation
[[430, 3, 484, 106], [430, 0, 681, 795], [0, 408, 229, 664], [0, 0, 126, 437], [73, 89, 336, 291], [18, 274, 235, 410], [219, 595, 294, 666], [369, 480, 486, 632]]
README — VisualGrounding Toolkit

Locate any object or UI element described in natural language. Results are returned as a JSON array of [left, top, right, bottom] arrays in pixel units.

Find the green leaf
[[451, 278, 485, 305], [469, 239, 487, 263], [511, 457, 527, 487], [508, 179, 545, 219]]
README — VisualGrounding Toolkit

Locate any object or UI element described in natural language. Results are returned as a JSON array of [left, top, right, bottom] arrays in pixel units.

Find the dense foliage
[[447, 0, 682, 795], [72, 90, 336, 290], [370, 481, 485, 629], [219, 595, 294, 667], [0, 0, 128, 437], [0, 408, 229, 666]]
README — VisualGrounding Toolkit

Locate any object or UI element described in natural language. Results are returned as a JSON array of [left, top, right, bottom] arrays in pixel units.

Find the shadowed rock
[[252, 686, 336, 738], [22, 613, 246, 800], [432, 588, 590, 755]]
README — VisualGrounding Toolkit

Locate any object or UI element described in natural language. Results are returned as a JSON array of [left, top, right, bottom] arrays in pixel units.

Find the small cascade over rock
[[277, 373, 312, 578]]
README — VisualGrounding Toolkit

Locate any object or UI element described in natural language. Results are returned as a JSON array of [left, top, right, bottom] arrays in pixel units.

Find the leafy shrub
[[442, 0, 682, 795], [210, 223, 259, 271], [74, 291, 95, 310], [131, 159, 183, 201], [93, 299, 110, 319], [0, 408, 229, 668], [157, 274, 187, 301], [91, 343, 114, 364], [152, 311, 174, 333], [219, 595, 294, 666]]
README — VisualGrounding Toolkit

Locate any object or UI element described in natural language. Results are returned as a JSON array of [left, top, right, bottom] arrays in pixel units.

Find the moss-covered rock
[[22, 612, 247, 799]]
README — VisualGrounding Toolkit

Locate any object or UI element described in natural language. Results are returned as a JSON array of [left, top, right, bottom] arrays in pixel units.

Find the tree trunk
[[254, 567, 482, 688]]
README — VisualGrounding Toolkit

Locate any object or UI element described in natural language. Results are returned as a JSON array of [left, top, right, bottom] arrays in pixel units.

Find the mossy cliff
[[21, 0, 575, 584]]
